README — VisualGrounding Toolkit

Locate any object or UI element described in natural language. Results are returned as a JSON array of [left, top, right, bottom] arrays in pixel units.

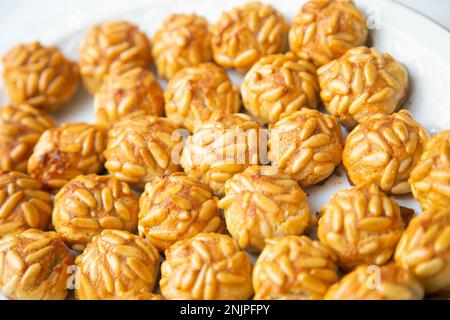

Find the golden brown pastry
[[211, 1, 288, 72], [80, 20, 152, 94], [218, 166, 310, 251], [324, 264, 424, 300], [395, 210, 450, 295], [318, 183, 404, 269], [253, 236, 338, 299], [27, 123, 107, 191], [0, 229, 73, 300], [241, 52, 319, 125], [180, 112, 260, 196], [0, 172, 52, 238], [318, 46, 409, 128], [104, 115, 180, 189], [138, 172, 223, 252], [0, 104, 54, 172], [410, 130, 450, 212], [164, 63, 240, 132], [152, 13, 212, 79], [343, 110, 429, 194], [160, 233, 253, 300], [75, 229, 160, 300], [2, 42, 79, 111], [94, 67, 164, 128], [289, 0, 368, 66], [269, 108, 343, 187], [114, 292, 163, 300], [53, 174, 139, 251]]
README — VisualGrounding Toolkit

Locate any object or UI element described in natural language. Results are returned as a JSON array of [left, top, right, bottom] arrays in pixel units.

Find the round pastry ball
[[410, 130, 450, 212], [289, 0, 368, 66], [0, 172, 52, 238], [241, 52, 319, 125], [180, 112, 260, 196], [164, 63, 241, 132], [395, 211, 450, 295], [104, 115, 180, 189], [27, 123, 107, 191], [2, 42, 79, 111], [318, 183, 405, 269], [80, 20, 152, 94], [343, 110, 430, 195], [94, 67, 164, 128], [152, 13, 212, 79], [138, 172, 223, 252], [324, 264, 424, 300], [253, 236, 338, 299], [0, 104, 54, 172], [160, 233, 253, 300], [75, 229, 160, 300], [53, 174, 139, 251], [0, 229, 74, 300], [318, 46, 409, 129], [211, 1, 289, 72], [269, 108, 343, 187], [218, 166, 310, 251]]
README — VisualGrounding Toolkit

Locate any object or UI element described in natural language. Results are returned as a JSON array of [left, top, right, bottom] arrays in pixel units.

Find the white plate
[[1, 0, 450, 299]]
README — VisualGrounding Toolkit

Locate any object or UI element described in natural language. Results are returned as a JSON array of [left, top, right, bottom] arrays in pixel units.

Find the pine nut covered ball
[[409, 130, 450, 213], [0, 104, 54, 172], [180, 112, 260, 196], [343, 110, 430, 195], [241, 52, 319, 125], [395, 211, 450, 295], [0, 172, 52, 238], [80, 20, 152, 94], [27, 123, 107, 191], [94, 67, 164, 128], [152, 13, 212, 79], [211, 1, 288, 72], [324, 264, 424, 300], [318, 46, 409, 129], [318, 183, 405, 269], [253, 236, 338, 299], [218, 166, 310, 251], [164, 63, 240, 132], [0, 229, 74, 300], [160, 233, 253, 300], [53, 174, 139, 251], [268, 108, 343, 188], [289, 0, 368, 67], [75, 229, 160, 300], [139, 172, 223, 252], [2, 42, 79, 111], [104, 115, 180, 189]]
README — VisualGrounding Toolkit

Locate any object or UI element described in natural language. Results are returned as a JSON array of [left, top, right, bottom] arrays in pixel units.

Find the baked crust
[[2, 42, 79, 111], [211, 1, 288, 72], [160, 233, 253, 300]]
